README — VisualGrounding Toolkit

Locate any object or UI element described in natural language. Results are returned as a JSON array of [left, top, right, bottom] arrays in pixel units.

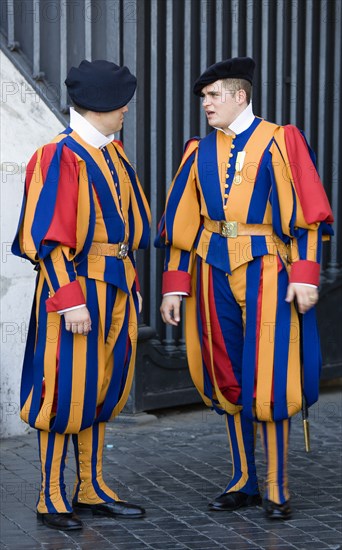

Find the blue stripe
[[296, 228, 308, 259], [50, 325, 74, 433], [28, 280, 49, 427], [302, 309, 321, 406], [31, 140, 66, 258], [273, 263, 291, 421], [262, 423, 269, 499], [65, 136, 124, 244], [242, 258, 262, 419], [44, 432, 58, 513], [36, 431, 43, 508], [118, 152, 150, 249], [251, 236, 268, 259], [212, 266, 243, 400], [80, 279, 100, 430], [97, 299, 132, 421], [225, 413, 259, 495], [20, 277, 39, 409], [43, 255, 61, 290], [72, 434, 81, 503], [178, 250, 192, 271], [60, 435, 72, 511], [197, 132, 224, 220], [247, 147, 273, 223], [206, 233, 231, 274]]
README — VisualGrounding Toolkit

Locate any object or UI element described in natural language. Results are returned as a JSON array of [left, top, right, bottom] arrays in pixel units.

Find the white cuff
[[58, 304, 86, 315]]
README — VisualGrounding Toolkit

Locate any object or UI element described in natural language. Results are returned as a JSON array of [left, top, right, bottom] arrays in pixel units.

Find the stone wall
[[0, 51, 63, 437]]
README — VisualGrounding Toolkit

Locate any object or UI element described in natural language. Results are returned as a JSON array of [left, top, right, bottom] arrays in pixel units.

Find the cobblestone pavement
[[1, 388, 341, 550]]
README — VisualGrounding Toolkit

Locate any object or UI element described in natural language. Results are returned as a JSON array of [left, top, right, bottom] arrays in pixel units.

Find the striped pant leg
[[224, 411, 259, 496], [72, 422, 120, 505], [36, 430, 72, 514], [260, 419, 290, 504]]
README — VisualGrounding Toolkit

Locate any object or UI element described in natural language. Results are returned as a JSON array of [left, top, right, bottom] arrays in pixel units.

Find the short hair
[[222, 78, 252, 104], [72, 101, 89, 116]]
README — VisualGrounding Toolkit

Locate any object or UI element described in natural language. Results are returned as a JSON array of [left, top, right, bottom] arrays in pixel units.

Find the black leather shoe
[[37, 511, 83, 530], [209, 491, 262, 511], [263, 499, 292, 520], [73, 500, 146, 518]]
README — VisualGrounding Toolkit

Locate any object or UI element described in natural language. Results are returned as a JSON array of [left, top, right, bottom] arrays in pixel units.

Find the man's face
[[200, 80, 245, 130], [98, 104, 129, 135]]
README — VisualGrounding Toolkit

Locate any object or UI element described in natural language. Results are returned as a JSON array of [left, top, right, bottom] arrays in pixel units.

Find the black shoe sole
[[209, 494, 262, 512], [37, 512, 83, 531], [73, 504, 145, 519]]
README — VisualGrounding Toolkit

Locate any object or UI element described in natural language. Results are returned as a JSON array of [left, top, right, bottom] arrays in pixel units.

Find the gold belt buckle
[[117, 242, 129, 259], [220, 221, 238, 238]]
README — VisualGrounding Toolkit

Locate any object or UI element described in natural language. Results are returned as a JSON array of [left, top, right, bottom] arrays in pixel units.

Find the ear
[[235, 89, 247, 105]]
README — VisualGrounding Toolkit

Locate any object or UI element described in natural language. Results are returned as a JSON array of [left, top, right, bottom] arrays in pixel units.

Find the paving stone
[[0, 389, 341, 550]]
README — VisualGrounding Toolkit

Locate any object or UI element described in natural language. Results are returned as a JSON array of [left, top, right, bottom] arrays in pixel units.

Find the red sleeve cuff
[[45, 280, 86, 313], [289, 260, 320, 286], [162, 271, 192, 295]]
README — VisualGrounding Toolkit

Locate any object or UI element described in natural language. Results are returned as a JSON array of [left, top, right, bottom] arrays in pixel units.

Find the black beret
[[193, 57, 255, 96], [65, 59, 137, 112]]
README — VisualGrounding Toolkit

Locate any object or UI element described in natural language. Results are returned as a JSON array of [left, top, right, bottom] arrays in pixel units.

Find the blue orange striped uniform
[[156, 119, 333, 504], [12, 128, 151, 512]]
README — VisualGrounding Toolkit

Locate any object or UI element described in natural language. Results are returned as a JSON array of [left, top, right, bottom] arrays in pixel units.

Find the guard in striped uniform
[[12, 60, 151, 530], [157, 57, 333, 519]]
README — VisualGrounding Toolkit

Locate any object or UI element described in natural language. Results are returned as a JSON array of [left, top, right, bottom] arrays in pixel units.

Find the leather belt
[[204, 218, 273, 238], [88, 242, 129, 259]]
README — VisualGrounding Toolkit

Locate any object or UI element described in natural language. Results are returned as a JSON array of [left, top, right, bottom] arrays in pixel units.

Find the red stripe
[[284, 125, 334, 224], [203, 266, 241, 404], [199, 264, 214, 389], [44, 146, 79, 247], [40, 143, 58, 181]]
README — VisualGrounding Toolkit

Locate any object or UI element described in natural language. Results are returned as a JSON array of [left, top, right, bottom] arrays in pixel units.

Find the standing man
[[12, 60, 151, 530], [157, 57, 333, 519]]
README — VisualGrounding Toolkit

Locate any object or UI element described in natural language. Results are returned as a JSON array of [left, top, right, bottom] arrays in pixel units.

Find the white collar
[[69, 107, 114, 149], [216, 103, 255, 136]]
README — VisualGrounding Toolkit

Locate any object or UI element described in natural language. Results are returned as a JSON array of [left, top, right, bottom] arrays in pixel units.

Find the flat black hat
[[65, 59, 137, 112], [193, 57, 255, 96]]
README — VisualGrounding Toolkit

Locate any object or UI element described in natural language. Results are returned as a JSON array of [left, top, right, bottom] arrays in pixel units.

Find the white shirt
[[216, 102, 255, 135]]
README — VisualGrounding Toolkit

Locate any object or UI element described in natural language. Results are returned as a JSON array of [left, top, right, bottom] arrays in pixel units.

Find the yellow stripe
[[255, 255, 278, 421], [286, 303, 301, 417], [185, 261, 212, 408], [306, 228, 319, 261], [228, 413, 249, 492], [110, 292, 137, 419], [265, 422, 280, 504], [283, 420, 290, 501]]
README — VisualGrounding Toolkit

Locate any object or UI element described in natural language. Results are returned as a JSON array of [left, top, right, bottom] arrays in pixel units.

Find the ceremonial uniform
[[12, 60, 150, 529], [157, 57, 333, 518]]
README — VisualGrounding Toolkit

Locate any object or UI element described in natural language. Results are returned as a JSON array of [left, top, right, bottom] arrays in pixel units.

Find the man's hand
[[285, 283, 319, 314], [64, 306, 92, 335], [160, 295, 182, 326], [137, 291, 143, 314]]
